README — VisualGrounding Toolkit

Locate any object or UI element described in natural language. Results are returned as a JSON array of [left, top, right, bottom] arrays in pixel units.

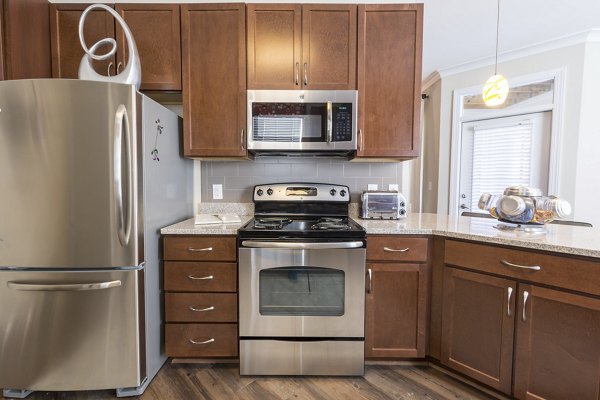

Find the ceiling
[[421, 0, 600, 79]]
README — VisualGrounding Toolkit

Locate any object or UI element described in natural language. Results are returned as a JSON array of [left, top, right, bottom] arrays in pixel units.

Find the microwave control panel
[[333, 104, 353, 142]]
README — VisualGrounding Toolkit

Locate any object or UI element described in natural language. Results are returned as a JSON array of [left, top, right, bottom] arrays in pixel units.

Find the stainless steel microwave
[[247, 90, 358, 156]]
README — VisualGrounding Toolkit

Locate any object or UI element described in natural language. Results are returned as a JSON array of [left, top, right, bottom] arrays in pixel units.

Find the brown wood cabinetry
[[1, 0, 51, 80], [356, 4, 422, 159], [247, 3, 356, 90], [163, 235, 238, 359], [442, 239, 600, 398], [365, 236, 430, 358], [50, 3, 181, 91], [181, 3, 247, 158]]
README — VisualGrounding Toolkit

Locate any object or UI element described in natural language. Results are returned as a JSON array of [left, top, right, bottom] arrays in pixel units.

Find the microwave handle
[[326, 101, 333, 143]]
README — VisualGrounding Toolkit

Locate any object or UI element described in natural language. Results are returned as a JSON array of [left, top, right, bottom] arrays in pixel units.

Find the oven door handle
[[241, 240, 364, 250]]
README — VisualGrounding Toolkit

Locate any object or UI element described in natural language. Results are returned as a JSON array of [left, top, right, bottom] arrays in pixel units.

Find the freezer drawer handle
[[188, 305, 215, 312], [189, 338, 215, 345], [383, 247, 410, 252], [7, 280, 122, 292], [241, 241, 364, 250], [187, 247, 213, 252], [187, 274, 214, 280]]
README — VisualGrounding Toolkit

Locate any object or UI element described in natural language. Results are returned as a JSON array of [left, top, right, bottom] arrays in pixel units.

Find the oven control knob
[[340, 189, 347, 197], [330, 189, 337, 196], [267, 188, 274, 196], [257, 189, 264, 196]]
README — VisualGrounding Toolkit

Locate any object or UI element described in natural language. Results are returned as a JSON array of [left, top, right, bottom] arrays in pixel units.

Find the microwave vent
[[252, 116, 302, 142]]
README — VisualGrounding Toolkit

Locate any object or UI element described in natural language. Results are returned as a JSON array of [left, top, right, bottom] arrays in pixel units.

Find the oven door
[[238, 240, 365, 338]]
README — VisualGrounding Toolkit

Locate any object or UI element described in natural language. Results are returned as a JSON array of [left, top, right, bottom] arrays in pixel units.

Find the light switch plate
[[367, 184, 378, 190], [388, 184, 399, 191], [212, 184, 223, 200]]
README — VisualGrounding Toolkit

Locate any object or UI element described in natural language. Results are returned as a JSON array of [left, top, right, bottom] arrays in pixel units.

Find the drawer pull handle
[[383, 247, 410, 252], [500, 260, 541, 271], [187, 274, 214, 280], [187, 247, 213, 252], [189, 338, 215, 345], [507, 287, 513, 317], [522, 290, 529, 322], [188, 305, 215, 312]]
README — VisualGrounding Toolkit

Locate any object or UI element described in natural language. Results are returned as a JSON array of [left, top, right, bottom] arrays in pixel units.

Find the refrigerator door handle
[[114, 104, 133, 247], [7, 280, 122, 291]]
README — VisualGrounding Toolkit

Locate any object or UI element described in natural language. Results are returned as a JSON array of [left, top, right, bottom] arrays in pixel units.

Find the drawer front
[[166, 293, 237, 323], [165, 323, 238, 357], [164, 262, 237, 292], [164, 236, 237, 261], [445, 240, 600, 297], [367, 236, 428, 262]]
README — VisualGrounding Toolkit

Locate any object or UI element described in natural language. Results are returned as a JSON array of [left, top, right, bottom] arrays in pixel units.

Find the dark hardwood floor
[[11, 363, 494, 399]]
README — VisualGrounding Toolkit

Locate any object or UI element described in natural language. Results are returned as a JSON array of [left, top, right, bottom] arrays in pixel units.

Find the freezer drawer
[[0, 269, 144, 391]]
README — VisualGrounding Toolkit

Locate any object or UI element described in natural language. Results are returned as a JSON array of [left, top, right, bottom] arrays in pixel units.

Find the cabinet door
[[50, 4, 115, 79], [247, 4, 301, 89], [441, 268, 515, 394], [301, 4, 356, 90], [2, 0, 51, 80], [514, 285, 600, 400], [365, 263, 430, 358], [182, 4, 247, 158], [115, 4, 181, 91], [356, 4, 422, 159]]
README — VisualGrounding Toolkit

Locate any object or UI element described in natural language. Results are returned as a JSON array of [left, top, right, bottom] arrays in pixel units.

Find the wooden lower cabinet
[[513, 285, 600, 400], [365, 262, 430, 358], [441, 268, 516, 394]]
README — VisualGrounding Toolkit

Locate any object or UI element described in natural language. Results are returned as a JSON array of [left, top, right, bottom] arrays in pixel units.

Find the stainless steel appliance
[[361, 190, 408, 220], [247, 90, 358, 156], [238, 183, 366, 376], [0, 79, 192, 397]]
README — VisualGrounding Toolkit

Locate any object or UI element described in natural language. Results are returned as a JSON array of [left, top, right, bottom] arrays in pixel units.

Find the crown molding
[[436, 28, 600, 79], [421, 71, 441, 92]]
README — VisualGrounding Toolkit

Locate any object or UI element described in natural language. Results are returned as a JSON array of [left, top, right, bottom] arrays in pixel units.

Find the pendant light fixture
[[482, 0, 509, 106]]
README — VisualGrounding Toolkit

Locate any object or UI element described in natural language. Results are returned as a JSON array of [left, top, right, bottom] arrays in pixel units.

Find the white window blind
[[469, 121, 533, 210]]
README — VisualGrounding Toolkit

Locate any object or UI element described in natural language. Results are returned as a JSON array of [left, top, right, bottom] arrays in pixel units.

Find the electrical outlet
[[367, 184, 378, 190], [388, 184, 399, 191], [212, 184, 223, 200]]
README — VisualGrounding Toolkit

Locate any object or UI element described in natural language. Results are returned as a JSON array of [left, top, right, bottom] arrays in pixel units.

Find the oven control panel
[[253, 183, 350, 202]]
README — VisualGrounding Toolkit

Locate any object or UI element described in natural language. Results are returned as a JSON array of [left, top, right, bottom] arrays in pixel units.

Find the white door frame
[[448, 68, 565, 216]]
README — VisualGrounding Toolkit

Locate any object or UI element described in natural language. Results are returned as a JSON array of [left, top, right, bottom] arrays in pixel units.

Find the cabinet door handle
[[241, 128, 245, 151], [522, 290, 529, 321], [304, 62, 308, 85], [187, 274, 214, 280], [107, 62, 113, 77], [188, 305, 215, 312], [500, 260, 541, 271], [367, 268, 372, 293], [507, 286, 513, 317], [383, 247, 410, 252], [295, 62, 299, 85], [187, 247, 213, 252], [189, 338, 215, 345], [358, 128, 364, 151]]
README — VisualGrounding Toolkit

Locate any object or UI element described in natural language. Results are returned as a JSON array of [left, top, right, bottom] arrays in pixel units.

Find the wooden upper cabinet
[[513, 285, 600, 400], [357, 4, 423, 159], [181, 4, 247, 158], [50, 4, 115, 79], [2, 0, 51, 80], [247, 4, 356, 90], [115, 4, 181, 91], [441, 268, 515, 395]]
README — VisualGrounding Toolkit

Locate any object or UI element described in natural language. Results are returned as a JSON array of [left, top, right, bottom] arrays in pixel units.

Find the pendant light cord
[[494, 0, 500, 75]]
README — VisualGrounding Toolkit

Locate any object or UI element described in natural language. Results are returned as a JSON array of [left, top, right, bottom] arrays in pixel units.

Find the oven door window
[[252, 103, 327, 142], [259, 267, 344, 316]]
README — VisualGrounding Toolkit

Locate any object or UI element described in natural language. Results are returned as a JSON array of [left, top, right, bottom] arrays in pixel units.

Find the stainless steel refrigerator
[[0, 79, 192, 397]]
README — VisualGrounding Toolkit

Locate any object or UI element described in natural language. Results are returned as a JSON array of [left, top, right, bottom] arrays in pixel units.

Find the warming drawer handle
[[188, 305, 215, 312], [189, 338, 215, 345], [241, 241, 364, 250], [7, 280, 122, 292], [500, 260, 541, 271], [383, 247, 410, 252], [187, 247, 213, 252], [187, 274, 214, 280]]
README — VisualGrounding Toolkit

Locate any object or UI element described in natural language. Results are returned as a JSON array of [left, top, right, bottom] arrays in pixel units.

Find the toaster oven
[[360, 191, 407, 220]]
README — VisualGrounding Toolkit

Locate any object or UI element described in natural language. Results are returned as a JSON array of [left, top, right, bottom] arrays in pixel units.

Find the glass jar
[[533, 196, 572, 223]]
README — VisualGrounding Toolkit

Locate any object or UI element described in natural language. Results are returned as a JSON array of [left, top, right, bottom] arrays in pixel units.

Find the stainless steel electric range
[[238, 183, 366, 376]]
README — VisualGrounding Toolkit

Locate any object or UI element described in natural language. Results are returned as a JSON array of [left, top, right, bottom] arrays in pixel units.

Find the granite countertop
[[160, 206, 600, 259]]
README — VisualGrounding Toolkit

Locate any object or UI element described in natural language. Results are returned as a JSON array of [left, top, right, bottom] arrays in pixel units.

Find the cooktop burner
[[254, 217, 292, 230], [311, 217, 352, 231], [239, 216, 365, 239]]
